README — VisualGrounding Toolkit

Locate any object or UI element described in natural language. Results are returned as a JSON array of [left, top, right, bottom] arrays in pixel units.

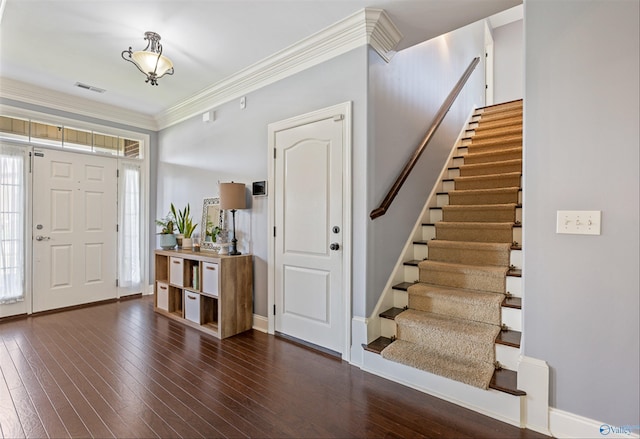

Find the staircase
[[362, 100, 526, 421]]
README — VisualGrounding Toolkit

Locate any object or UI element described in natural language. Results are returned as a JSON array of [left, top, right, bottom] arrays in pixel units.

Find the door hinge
[[333, 114, 344, 121], [273, 226, 276, 237], [29, 152, 32, 173], [116, 224, 119, 232], [116, 279, 119, 287], [273, 304, 276, 315], [273, 148, 277, 159], [116, 169, 119, 178]]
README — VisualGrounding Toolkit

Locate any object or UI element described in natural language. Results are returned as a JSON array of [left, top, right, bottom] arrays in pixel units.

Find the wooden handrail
[[370, 57, 480, 220]]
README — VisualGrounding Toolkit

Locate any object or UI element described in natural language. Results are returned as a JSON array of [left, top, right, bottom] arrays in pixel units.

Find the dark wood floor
[[0, 296, 550, 438]]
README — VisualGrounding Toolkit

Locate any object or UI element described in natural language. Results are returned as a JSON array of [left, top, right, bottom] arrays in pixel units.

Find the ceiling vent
[[74, 82, 106, 93]]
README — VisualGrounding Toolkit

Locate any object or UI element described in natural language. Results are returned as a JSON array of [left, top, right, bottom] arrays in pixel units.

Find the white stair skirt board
[[362, 350, 524, 427], [519, 356, 552, 436], [549, 408, 640, 439]]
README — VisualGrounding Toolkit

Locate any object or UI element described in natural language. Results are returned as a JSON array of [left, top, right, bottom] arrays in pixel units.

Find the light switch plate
[[556, 210, 601, 235]]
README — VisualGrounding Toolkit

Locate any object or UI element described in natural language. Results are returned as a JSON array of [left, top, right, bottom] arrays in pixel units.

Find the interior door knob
[[35, 235, 50, 241], [330, 243, 340, 251]]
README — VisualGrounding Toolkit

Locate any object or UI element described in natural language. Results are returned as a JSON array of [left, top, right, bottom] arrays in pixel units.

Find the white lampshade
[[131, 50, 173, 77], [220, 182, 246, 210]]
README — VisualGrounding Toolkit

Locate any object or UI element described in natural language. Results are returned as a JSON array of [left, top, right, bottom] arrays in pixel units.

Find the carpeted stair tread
[[448, 187, 520, 205], [442, 204, 516, 223], [463, 148, 522, 165], [435, 221, 514, 243], [426, 240, 511, 266], [478, 99, 522, 112], [466, 142, 523, 155], [418, 260, 508, 293], [407, 282, 505, 325], [472, 116, 522, 132], [453, 172, 521, 191], [381, 339, 497, 389], [469, 127, 522, 141], [459, 159, 522, 177]]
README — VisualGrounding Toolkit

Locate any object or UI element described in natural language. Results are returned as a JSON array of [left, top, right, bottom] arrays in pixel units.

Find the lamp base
[[229, 238, 241, 256]]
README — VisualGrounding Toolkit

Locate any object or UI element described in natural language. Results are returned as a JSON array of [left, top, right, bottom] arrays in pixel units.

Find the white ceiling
[[0, 0, 521, 122]]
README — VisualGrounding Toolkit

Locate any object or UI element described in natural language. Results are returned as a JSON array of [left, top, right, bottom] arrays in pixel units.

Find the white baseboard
[[349, 316, 367, 367], [253, 314, 268, 333], [550, 408, 640, 439]]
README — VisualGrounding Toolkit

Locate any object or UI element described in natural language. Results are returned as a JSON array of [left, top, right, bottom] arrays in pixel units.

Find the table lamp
[[219, 182, 246, 255]]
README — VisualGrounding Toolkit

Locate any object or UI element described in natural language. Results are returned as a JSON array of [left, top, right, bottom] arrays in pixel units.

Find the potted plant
[[171, 203, 198, 249], [156, 214, 177, 250]]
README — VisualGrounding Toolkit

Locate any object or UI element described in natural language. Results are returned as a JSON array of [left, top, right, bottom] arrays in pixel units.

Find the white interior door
[[32, 148, 117, 312], [273, 115, 344, 354]]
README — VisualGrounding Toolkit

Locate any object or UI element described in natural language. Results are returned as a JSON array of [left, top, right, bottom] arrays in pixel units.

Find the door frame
[[267, 102, 352, 361], [0, 105, 151, 317]]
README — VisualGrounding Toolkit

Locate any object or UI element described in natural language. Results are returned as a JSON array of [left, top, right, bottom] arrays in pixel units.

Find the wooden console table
[[154, 249, 253, 339]]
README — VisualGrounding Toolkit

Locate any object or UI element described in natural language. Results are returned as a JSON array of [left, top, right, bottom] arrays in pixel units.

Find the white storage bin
[[202, 262, 219, 297], [184, 290, 201, 324], [169, 257, 184, 287], [156, 282, 169, 311]]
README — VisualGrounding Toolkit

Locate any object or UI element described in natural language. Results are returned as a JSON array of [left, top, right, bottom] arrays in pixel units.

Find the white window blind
[[0, 144, 25, 304]]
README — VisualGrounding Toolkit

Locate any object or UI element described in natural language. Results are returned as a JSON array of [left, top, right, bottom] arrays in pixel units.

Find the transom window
[[0, 115, 143, 159]]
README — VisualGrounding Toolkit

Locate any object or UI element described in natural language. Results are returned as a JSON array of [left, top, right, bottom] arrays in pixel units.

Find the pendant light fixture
[[121, 31, 174, 86]]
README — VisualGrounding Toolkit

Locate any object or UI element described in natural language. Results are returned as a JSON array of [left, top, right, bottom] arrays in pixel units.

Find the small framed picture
[[252, 181, 267, 196]]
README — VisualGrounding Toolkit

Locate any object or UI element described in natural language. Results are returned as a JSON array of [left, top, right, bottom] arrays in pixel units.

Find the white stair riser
[[496, 344, 520, 371], [442, 180, 456, 192], [421, 225, 436, 241], [510, 249, 522, 269], [506, 276, 522, 298], [430, 209, 443, 223], [448, 168, 461, 179], [381, 317, 397, 338], [513, 227, 522, 246], [438, 192, 451, 205], [394, 289, 409, 309], [502, 307, 522, 332], [452, 157, 465, 167], [413, 244, 428, 260], [404, 265, 419, 282]]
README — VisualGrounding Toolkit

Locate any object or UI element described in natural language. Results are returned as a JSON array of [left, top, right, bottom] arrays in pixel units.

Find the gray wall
[[524, 0, 639, 426], [493, 19, 523, 103], [157, 47, 368, 317], [362, 21, 486, 316]]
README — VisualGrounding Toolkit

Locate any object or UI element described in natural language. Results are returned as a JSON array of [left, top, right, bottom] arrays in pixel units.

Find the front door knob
[[330, 243, 340, 251]]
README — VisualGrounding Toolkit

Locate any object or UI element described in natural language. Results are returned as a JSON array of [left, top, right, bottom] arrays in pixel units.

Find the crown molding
[[155, 8, 402, 130], [1, 8, 402, 132], [0, 77, 158, 131]]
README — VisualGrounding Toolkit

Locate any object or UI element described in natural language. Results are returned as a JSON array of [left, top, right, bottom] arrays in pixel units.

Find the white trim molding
[[154, 8, 401, 129], [549, 408, 640, 439], [252, 314, 268, 333], [0, 78, 158, 131]]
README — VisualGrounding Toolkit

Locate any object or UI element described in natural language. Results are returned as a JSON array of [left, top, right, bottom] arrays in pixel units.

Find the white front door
[[272, 111, 346, 354], [32, 148, 117, 312]]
